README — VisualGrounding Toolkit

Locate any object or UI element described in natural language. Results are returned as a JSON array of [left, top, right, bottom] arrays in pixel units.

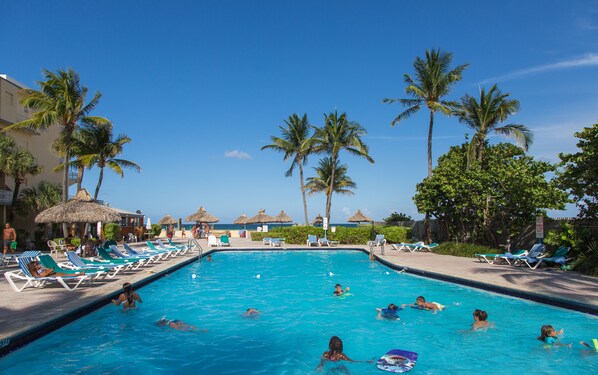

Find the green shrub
[[150, 224, 162, 237], [433, 242, 499, 257], [248, 225, 411, 245], [572, 241, 598, 276], [70, 237, 81, 247], [103, 223, 122, 241], [378, 226, 411, 243]]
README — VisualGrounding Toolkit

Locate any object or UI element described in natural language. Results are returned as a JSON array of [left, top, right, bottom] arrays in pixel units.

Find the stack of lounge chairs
[[4, 239, 198, 293]]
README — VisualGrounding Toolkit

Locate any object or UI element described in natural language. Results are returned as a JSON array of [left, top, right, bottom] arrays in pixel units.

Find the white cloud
[[224, 150, 252, 160], [342, 207, 352, 216], [480, 53, 598, 84]]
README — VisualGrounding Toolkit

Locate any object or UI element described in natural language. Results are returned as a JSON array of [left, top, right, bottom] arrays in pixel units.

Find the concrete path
[[0, 238, 597, 356]]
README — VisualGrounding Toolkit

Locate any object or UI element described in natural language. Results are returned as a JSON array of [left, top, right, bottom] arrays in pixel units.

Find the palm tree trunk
[[9, 178, 21, 221], [77, 165, 84, 192], [94, 167, 104, 200], [325, 155, 337, 222], [299, 163, 309, 226], [424, 110, 435, 242], [62, 144, 70, 237]]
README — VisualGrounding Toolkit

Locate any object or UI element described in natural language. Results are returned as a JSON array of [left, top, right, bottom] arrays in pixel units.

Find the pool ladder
[[189, 239, 204, 261]]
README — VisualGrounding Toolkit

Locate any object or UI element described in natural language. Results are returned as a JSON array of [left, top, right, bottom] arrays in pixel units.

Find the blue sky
[[1, 0, 597, 224]]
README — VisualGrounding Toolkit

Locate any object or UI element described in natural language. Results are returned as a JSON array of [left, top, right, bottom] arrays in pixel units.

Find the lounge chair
[[391, 242, 424, 252], [168, 238, 189, 251], [157, 239, 187, 253], [145, 241, 179, 257], [39, 255, 109, 280], [368, 235, 387, 247], [318, 237, 339, 247], [47, 240, 67, 258], [110, 245, 160, 263], [1, 250, 42, 266], [516, 246, 571, 270], [65, 251, 126, 274], [419, 243, 438, 252], [475, 249, 528, 264], [4, 255, 89, 292], [220, 235, 231, 247], [306, 235, 319, 247], [208, 235, 219, 247], [124, 244, 168, 262], [97, 247, 145, 269], [262, 237, 272, 246], [496, 243, 545, 265], [270, 238, 285, 247]]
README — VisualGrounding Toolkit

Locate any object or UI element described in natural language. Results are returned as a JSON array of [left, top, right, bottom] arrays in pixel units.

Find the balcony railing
[[0, 189, 12, 205]]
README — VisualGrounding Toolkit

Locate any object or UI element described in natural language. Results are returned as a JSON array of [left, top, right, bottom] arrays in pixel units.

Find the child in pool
[[471, 309, 491, 330], [245, 307, 260, 317], [112, 282, 142, 309], [538, 325, 572, 347], [376, 304, 400, 320], [402, 296, 443, 313], [156, 318, 207, 332], [316, 336, 373, 371], [333, 284, 350, 296]]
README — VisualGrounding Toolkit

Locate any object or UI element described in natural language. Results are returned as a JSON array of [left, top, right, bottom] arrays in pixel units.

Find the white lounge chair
[[368, 234, 387, 247], [208, 235, 220, 247], [270, 238, 285, 247], [306, 235, 319, 247], [4, 254, 88, 292], [47, 240, 67, 258], [318, 238, 339, 247], [391, 242, 424, 252]]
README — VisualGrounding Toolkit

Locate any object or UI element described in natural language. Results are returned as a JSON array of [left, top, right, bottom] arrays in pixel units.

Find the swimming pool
[[0, 250, 596, 374]]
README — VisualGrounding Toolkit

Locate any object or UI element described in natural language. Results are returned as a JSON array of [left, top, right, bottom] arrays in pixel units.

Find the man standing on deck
[[3, 222, 17, 256]]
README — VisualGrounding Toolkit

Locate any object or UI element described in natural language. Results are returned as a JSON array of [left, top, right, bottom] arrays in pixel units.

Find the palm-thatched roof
[[273, 210, 293, 223], [234, 214, 249, 225], [347, 209, 372, 223], [35, 189, 121, 224], [185, 206, 219, 223], [246, 209, 275, 224], [158, 214, 177, 225], [311, 214, 324, 225]]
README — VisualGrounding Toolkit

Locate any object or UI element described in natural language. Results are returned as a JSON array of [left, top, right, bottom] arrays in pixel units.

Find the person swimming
[[471, 309, 492, 330], [402, 296, 444, 313], [112, 282, 142, 309], [333, 284, 350, 296], [538, 325, 571, 347], [156, 318, 206, 332], [245, 307, 260, 317], [316, 336, 373, 372], [376, 304, 400, 320]]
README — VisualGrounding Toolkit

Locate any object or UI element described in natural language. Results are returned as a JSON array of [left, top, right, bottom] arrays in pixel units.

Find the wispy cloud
[[342, 207, 351, 216], [224, 150, 252, 160], [480, 53, 598, 84]]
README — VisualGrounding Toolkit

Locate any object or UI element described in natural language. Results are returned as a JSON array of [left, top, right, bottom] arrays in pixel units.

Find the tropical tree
[[305, 157, 357, 210], [77, 122, 141, 200], [51, 130, 95, 192], [2, 68, 108, 205], [383, 49, 468, 177], [313, 111, 373, 221], [15, 181, 61, 216], [0, 134, 42, 219], [261, 113, 315, 225], [453, 84, 533, 166]]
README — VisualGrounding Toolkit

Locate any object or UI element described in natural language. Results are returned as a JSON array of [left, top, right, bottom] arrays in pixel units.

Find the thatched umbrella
[[311, 214, 324, 226], [158, 214, 177, 226], [185, 206, 219, 236], [347, 209, 372, 224], [35, 189, 121, 224], [234, 214, 249, 230], [246, 209, 275, 228], [273, 210, 293, 227]]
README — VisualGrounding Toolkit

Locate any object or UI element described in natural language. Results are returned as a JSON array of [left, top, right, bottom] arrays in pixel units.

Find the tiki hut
[[185, 206, 219, 237], [311, 214, 324, 226], [35, 189, 121, 224], [347, 209, 372, 224], [158, 214, 177, 226], [246, 209, 275, 226], [273, 210, 293, 226]]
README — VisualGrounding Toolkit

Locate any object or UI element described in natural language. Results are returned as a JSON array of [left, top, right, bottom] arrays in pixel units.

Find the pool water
[[1, 250, 597, 374]]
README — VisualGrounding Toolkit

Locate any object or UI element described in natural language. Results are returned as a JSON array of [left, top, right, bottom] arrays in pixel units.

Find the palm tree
[[77, 122, 141, 200], [453, 84, 533, 166], [0, 134, 42, 219], [383, 49, 468, 177], [305, 158, 356, 210], [51, 130, 95, 192], [15, 181, 61, 217], [261, 113, 315, 225], [2, 68, 108, 205], [313, 111, 373, 222]]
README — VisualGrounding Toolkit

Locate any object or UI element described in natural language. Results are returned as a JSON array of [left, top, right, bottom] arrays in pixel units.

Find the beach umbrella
[[234, 214, 249, 230], [186, 206, 219, 235], [246, 209, 275, 226], [311, 214, 324, 226], [347, 209, 373, 224], [35, 189, 121, 224], [146, 217, 152, 230], [273, 210, 293, 227], [158, 214, 177, 226]]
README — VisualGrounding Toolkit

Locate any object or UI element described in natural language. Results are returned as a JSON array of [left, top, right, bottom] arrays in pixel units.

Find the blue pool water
[[1, 250, 597, 374]]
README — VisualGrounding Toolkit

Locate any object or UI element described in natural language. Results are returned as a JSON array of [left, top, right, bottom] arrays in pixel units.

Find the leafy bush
[[572, 241, 598, 276], [103, 223, 122, 241], [433, 242, 498, 257], [70, 237, 81, 247], [150, 224, 162, 237], [378, 226, 411, 243], [249, 225, 411, 245]]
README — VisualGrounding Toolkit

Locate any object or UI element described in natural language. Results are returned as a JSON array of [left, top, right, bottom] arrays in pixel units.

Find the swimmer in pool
[[538, 325, 571, 347], [316, 336, 373, 372], [401, 296, 443, 313], [471, 309, 492, 330], [376, 304, 400, 320], [333, 284, 350, 296], [112, 282, 142, 309], [245, 307, 260, 317], [156, 318, 207, 332]]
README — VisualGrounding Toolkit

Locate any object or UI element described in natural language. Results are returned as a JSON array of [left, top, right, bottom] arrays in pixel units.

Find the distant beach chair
[[127, 243, 170, 261], [306, 235, 319, 247], [220, 235, 231, 247], [270, 238, 285, 247], [97, 247, 145, 269], [391, 242, 424, 252], [65, 251, 125, 275], [318, 237, 338, 247], [263, 237, 273, 246], [208, 235, 219, 247], [516, 246, 571, 270], [475, 249, 528, 264], [111, 245, 159, 263]]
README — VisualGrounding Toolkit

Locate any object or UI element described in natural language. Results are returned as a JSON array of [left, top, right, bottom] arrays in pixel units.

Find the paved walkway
[[1, 238, 597, 356]]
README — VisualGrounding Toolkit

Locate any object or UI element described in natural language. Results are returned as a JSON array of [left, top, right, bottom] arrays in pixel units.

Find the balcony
[[0, 189, 12, 205]]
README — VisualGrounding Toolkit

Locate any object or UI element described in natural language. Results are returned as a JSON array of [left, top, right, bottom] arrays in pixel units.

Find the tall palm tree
[[15, 181, 61, 217], [305, 158, 356, 209], [383, 49, 468, 177], [261, 113, 315, 225], [77, 122, 141, 200], [51, 129, 95, 192], [2, 68, 108, 205], [453, 84, 533, 166], [313, 111, 373, 222]]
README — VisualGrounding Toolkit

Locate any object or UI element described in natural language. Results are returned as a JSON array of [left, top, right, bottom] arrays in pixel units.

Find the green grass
[[432, 242, 499, 257]]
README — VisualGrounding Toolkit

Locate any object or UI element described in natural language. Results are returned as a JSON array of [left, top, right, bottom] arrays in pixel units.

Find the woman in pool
[[112, 283, 142, 309], [316, 336, 373, 372], [27, 260, 85, 277], [401, 296, 444, 313], [376, 304, 400, 320], [245, 307, 260, 317], [538, 325, 572, 347], [156, 318, 206, 332], [471, 309, 492, 330], [333, 284, 350, 296]]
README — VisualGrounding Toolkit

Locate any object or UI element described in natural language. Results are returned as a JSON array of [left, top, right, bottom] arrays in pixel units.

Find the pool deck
[[1, 238, 597, 356]]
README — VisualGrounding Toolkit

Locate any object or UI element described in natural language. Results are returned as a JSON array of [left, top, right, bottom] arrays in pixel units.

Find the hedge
[[249, 225, 411, 245]]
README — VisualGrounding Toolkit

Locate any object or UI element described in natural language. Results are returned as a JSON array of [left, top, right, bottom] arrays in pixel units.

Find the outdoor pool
[[0, 250, 596, 374]]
